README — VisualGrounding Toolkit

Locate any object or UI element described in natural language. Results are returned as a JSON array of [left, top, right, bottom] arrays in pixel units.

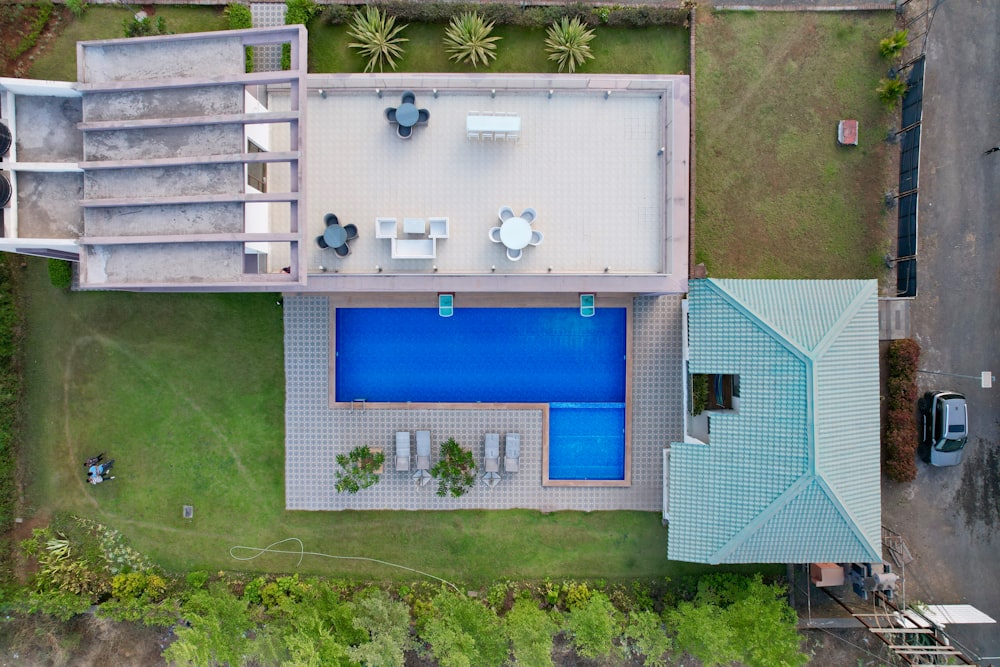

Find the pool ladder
[[351, 398, 366, 412]]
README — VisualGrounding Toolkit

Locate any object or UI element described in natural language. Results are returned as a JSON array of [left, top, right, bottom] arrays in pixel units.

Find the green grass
[[28, 6, 229, 81], [19, 259, 758, 584], [308, 21, 687, 74], [694, 11, 897, 278]]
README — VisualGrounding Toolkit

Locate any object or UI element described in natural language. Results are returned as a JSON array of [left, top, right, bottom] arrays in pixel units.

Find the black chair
[[334, 243, 351, 257], [384, 107, 397, 123], [316, 235, 329, 249], [401, 90, 415, 104], [417, 109, 430, 124], [343, 224, 358, 240], [397, 124, 412, 140], [324, 213, 339, 226]]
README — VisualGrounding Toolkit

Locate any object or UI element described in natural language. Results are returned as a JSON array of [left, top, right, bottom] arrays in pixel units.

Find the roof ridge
[[703, 279, 810, 363], [710, 473, 813, 564], [810, 281, 878, 361], [813, 468, 882, 561]]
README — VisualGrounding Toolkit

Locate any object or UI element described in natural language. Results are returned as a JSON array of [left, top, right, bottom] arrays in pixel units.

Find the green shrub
[[564, 592, 622, 660], [690, 374, 709, 416], [47, 258, 72, 289], [877, 78, 908, 107], [504, 597, 560, 667], [347, 6, 409, 73], [879, 29, 909, 59], [625, 610, 672, 667], [123, 14, 168, 39], [283, 0, 320, 69], [11, 2, 53, 59], [420, 589, 508, 667], [545, 17, 596, 73], [443, 12, 501, 69], [429, 438, 476, 497], [335, 444, 386, 493], [66, 0, 87, 19]]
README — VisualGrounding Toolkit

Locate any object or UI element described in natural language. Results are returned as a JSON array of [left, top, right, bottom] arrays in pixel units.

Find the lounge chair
[[343, 223, 358, 240], [505, 433, 520, 473], [483, 433, 501, 488], [414, 430, 432, 485], [520, 208, 537, 224], [489, 226, 502, 244], [334, 243, 350, 257], [397, 124, 412, 140], [316, 235, 329, 249], [529, 230, 544, 246], [401, 90, 416, 104], [324, 213, 340, 226], [395, 432, 411, 471], [506, 247, 522, 262], [498, 206, 514, 222], [417, 109, 430, 124], [385, 107, 397, 123]]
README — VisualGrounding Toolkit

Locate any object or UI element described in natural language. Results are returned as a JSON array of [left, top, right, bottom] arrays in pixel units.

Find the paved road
[[882, 1, 1000, 662]]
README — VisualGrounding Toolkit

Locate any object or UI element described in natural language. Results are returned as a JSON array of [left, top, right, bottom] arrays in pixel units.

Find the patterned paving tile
[[284, 295, 683, 511], [250, 3, 287, 72]]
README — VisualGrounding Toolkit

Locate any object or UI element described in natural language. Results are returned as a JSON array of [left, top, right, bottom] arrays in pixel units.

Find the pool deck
[[284, 294, 683, 511]]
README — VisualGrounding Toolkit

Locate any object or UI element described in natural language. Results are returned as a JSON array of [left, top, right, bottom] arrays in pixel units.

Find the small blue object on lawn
[[438, 293, 454, 318], [580, 293, 595, 318]]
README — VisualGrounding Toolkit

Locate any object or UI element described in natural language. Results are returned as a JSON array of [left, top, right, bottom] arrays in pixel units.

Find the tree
[[348, 6, 408, 73], [544, 17, 596, 73], [504, 597, 560, 667], [625, 610, 672, 667], [563, 592, 622, 661], [163, 583, 255, 666], [443, 12, 501, 69], [420, 589, 508, 667], [335, 445, 386, 493], [430, 438, 476, 497], [666, 600, 736, 667], [877, 78, 908, 107], [348, 588, 412, 667]]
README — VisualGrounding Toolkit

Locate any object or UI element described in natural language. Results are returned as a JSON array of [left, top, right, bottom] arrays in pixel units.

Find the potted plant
[[334, 445, 386, 494], [430, 438, 476, 497]]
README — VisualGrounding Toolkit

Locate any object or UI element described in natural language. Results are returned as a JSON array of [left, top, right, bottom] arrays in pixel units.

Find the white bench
[[467, 112, 520, 142], [391, 238, 436, 259]]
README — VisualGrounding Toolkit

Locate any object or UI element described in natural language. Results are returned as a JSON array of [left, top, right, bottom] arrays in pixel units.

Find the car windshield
[[937, 438, 967, 453]]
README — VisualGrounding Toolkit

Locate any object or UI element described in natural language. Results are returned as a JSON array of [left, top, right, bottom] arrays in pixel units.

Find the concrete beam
[[78, 232, 301, 246], [77, 70, 300, 93], [80, 192, 300, 208], [78, 110, 299, 132], [80, 151, 299, 170]]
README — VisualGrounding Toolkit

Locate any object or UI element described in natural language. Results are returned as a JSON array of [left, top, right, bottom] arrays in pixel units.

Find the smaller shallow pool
[[547, 403, 626, 481]]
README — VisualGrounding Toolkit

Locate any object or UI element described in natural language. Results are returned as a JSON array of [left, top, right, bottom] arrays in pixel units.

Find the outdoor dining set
[[395, 431, 519, 489], [489, 206, 544, 261], [316, 213, 357, 257], [385, 91, 430, 139]]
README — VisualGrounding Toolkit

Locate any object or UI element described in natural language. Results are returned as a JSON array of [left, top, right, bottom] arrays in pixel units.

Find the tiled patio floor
[[284, 295, 683, 511]]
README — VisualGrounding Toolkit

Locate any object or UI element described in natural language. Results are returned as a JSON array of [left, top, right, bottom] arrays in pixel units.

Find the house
[[666, 278, 882, 564]]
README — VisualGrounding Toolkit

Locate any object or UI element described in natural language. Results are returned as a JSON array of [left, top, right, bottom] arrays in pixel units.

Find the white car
[[919, 391, 968, 467]]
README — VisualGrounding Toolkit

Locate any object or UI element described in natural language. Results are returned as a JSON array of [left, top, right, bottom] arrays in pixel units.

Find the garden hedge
[[882, 338, 920, 482]]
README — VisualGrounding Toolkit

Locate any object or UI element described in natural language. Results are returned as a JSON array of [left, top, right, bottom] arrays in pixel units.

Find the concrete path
[[881, 0, 1000, 662]]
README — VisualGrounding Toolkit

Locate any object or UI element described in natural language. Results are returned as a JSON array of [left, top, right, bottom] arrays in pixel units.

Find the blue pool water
[[335, 308, 627, 480]]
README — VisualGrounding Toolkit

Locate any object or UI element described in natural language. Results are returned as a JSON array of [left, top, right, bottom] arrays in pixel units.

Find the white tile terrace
[[274, 73, 689, 294]]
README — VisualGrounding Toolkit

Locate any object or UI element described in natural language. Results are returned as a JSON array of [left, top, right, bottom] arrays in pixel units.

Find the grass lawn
[[28, 6, 229, 81], [308, 21, 688, 74], [19, 259, 752, 584], [694, 11, 898, 279]]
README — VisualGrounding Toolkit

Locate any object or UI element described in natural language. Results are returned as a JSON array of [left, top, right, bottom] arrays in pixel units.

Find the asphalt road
[[882, 0, 1000, 663]]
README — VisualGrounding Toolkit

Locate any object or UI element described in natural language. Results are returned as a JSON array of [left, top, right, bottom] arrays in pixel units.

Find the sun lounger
[[484, 433, 500, 473], [396, 431, 411, 471], [414, 430, 432, 485], [505, 433, 520, 473]]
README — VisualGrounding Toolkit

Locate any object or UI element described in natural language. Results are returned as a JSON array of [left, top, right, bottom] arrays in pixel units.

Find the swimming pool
[[335, 307, 628, 481]]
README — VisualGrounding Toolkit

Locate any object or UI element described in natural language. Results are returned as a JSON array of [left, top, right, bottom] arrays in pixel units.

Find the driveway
[[881, 1, 1000, 662]]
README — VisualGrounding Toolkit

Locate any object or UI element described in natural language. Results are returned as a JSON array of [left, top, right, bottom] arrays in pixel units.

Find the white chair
[[506, 247, 522, 261], [489, 226, 502, 244], [520, 208, 537, 224], [376, 218, 398, 239], [468, 131, 480, 141], [498, 206, 514, 222], [494, 132, 506, 141], [483, 433, 501, 488], [529, 230, 544, 246], [414, 430, 432, 485], [428, 217, 449, 239]]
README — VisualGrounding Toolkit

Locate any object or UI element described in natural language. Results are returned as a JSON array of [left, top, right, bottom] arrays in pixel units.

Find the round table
[[323, 224, 347, 248], [396, 103, 419, 128], [499, 217, 531, 250]]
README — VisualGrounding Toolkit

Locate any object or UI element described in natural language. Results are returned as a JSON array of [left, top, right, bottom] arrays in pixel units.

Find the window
[[247, 139, 266, 192]]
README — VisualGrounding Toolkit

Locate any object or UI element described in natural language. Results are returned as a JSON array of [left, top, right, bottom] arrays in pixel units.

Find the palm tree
[[876, 78, 908, 107], [443, 12, 501, 69], [544, 17, 596, 74], [347, 6, 408, 73], [879, 29, 909, 59]]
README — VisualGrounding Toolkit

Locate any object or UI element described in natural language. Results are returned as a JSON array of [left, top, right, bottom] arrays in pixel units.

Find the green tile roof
[[668, 279, 882, 564]]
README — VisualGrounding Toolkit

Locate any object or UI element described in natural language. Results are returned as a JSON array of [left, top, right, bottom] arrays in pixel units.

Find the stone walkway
[[284, 295, 684, 511], [249, 2, 286, 71]]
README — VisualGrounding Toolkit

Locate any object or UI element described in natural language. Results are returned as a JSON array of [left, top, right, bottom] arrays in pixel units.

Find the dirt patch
[[0, 5, 69, 78], [0, 614, 169, 667], [957, 434, 1000, 531]]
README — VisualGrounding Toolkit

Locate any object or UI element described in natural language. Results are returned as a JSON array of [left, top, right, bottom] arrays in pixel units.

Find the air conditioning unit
[[0, 122, 10, 158], [0, 172, 11, 208]]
